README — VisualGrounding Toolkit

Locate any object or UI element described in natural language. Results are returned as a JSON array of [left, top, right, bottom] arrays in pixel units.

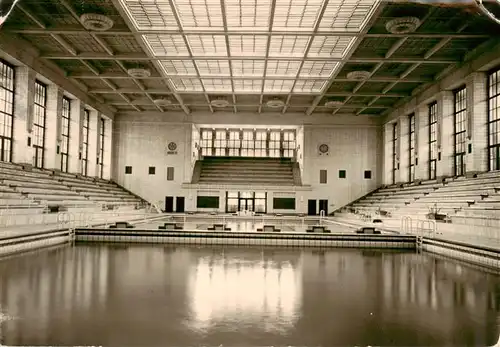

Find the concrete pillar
[[383, 122, 393, 185], [398, 115, 409, 183], [415, 105, 429, 180], [12, 66, 35, 165], [44, 85, 63, 170], [465, 72, 488, 174], [68, 99, 83, 174], [437, 90, 454, 178], [103, 118, 112, 180], [87, 110, 99, 178]]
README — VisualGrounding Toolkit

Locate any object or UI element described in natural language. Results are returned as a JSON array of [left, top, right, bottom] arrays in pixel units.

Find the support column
[[44, 85, 63, 170], [465, 72, 488, 174], [103, 118, 112, 180], [383, 122, 393, 185], [12, 66, 35, 165], [68, 99, 83, 174], [437, 90, 454, 178], [87, 110, 99, 178], [398, 115, 409, 183], [415, 105, 429, 180]]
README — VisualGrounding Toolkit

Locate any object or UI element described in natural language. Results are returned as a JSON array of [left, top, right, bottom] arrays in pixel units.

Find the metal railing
[[400, 215, 436, 236]]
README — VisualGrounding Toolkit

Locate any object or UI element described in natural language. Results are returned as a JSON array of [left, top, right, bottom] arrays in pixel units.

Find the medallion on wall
[[318, 143, 329, 156], [167, 142, 178, 155]]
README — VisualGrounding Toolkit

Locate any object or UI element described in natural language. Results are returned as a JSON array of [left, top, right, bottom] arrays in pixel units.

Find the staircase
[[194, 156, 301, 186]]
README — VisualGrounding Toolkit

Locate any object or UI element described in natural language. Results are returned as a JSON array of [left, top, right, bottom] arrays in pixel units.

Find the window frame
[[488, 67, 500, 171], [428, 101, 438, 180], [60, 96, 71, 172], [453, 86, 467, 176], [33, 80, 47, 168], [81, 109, 90, 176], [408, 113, 415, 182], [0, 59, 15, 163], [98, 117, 105, 178]]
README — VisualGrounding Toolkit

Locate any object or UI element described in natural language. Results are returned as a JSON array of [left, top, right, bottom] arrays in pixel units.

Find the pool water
[[0, 244, 498, 346], [137, 216, 357, 233]]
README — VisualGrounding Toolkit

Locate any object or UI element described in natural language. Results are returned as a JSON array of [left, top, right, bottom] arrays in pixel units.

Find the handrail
[[401, 215, 412, 234], [416, 219, 436, 236], [319, 210, 325, 225]]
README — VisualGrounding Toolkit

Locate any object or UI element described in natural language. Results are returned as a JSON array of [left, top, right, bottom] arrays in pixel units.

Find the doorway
[[176, 197, 185, 213], [319, 199, 328, 216], [308, 199, 316, 215], [165, 196, 174, 213], [239, 198, 254, 212]]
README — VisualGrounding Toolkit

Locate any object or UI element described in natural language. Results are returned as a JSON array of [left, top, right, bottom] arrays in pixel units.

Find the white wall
[[302, 124, 381, 213], [112, 113, 382, 212], [112, 115, 193, 208], [382, 41, 500, 183]]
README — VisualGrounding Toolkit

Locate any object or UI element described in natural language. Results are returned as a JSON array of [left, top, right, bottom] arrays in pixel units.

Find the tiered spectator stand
[[196, 156, 300, 186], [0, 161, 146, 228], [337, 171, 500, 246]]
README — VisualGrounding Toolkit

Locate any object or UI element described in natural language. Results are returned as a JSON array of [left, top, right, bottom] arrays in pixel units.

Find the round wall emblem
[[168, 142, 177, 151], [319, 144, 329, 153]]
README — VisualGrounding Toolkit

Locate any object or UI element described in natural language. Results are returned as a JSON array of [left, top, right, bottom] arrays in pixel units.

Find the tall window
[[392, 122, 398, 184], [214, 130, 226, 156], [283, 131, 295, 158], [255, 130, 267, 157], [429, 102, 438, 179], [98, 117, 104, 178], [241, 130, 254, 157], [60, 97, 70, 172], [408, 113, 415, 182], [33, 81, 47, 168], [200, 128, 297, 157], [228, 130, 240, 156], [454, 87, 467, 176], [0, 60, 14, 162], [81, 109, 89, 176], [488, 68, 500, 171], [268, 131, 280, 157], [200, 129, 213, 156]]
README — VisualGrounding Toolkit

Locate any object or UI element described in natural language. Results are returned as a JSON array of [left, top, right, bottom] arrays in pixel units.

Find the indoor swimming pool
[[0, 243, 498, 346], [133, 215, 361, 234]]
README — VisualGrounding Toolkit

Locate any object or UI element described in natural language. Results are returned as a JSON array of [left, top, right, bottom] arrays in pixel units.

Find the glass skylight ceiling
[[121, 0, 380, 94]]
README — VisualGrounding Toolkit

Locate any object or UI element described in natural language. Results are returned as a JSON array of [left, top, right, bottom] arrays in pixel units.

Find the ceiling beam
[[165, 0, 214, 113], [40, 52, 458, 64], [219, 0, 237, 113], [8, 28, 490, 39], [109, 0, 191, 115], [282, 0, 331, 114], [258, 0, 277, 114], [89, 88, 409, 97], [356, 7, 439, 115], [67, 73, 432, 83], [306, 2, 387, 116], [109, 101, 390, 108]]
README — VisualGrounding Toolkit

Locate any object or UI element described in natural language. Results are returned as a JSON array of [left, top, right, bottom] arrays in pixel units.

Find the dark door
[[165, 196, 174, 213], [176, 197, 185, 213], [239, 198, 254, 211], [319, 199, 328, 216], [307, 199, 316, 216]]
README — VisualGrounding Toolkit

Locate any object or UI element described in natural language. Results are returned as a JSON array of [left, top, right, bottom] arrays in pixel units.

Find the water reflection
[[188, 251, 302, 333], [0, 245, 497, 346]]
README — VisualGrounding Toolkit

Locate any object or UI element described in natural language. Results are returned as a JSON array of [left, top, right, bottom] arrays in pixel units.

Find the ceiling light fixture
[[266, 98, 285, 108], [210, 97, 230, 108], [346, 71, 371, 80], [153, 98, 172, 106], [324, 100, 344, 108], [80, 14, 114, 31], [385, 17, 421, 34], [127, 68, 151, 78]]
